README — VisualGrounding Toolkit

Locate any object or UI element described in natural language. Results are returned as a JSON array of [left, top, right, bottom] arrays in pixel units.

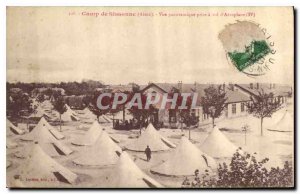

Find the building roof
[[141, 82, 291, 106], [108, 84, 136, 92], [236, 83, 292, 97], [141, 83, 178, 93], [225, 87, 251, 103]]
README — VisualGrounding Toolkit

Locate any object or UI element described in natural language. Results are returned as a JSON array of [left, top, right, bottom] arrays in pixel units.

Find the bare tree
[[247, 90, 281, 136]]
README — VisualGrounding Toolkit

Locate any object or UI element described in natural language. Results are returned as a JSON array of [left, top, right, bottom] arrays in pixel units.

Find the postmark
[[219, 20, 276, 76]]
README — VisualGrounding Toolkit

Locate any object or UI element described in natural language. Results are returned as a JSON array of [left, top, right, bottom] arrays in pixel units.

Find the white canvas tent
[[20, 118, 72, 156], [107, 151, 162, 188], [61, 109, 80, 122], [102, 115, 112, 122], [7, 138, 18, 149], [23, 117, 65, 140], [125, 123, 176, 152], [40, 100, 54, 110], [267, 111, 293, 132], [71, 121, 103, 146], [81, 108, 96, 119], [7, 160, 12, 168], [73, 130, 122, 166], [201, 126, 238, 158], [17, 143, 77, 187], [28, 106, 53, 120], [98, 115, 111, 123], [65, 104, 78, 116], [7, 119, 25, 135], [151, 136, 217, 176]]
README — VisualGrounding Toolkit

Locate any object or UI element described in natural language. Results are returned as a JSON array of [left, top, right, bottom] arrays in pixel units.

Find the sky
[[6, 7, 294, 85]]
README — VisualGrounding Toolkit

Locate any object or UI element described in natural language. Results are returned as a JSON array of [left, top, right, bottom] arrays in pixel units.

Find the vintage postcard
[[6, 7, 294, 188]]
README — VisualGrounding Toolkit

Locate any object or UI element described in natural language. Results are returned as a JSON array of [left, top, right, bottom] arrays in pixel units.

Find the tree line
[[7, 80, 105, 96], [7, 83, 282, 136]]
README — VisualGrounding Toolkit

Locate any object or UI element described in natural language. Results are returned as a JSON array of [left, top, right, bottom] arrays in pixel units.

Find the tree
[[172, 92, 198, 139], [201, 85, 227, 127], [89, 90, 112, 122], [247, 90, 281, 136], [36, 94, 45, 103], [52, 95, 66, 131], [127, 92, 156, 134], [7, 89, 32, 117]]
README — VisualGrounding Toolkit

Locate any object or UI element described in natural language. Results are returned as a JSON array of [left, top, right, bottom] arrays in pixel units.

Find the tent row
[[19, 117, 72, 157], [11, 141, 162, 188]]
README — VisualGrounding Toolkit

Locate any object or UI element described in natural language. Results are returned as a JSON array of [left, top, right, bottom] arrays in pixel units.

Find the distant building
[[235, 83, 292, 105], [139, 82, 292, 128], [223, 84, 251, 119]]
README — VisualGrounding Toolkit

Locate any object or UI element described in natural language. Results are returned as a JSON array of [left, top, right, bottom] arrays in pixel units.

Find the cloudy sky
[[7, 7, 294, 85]]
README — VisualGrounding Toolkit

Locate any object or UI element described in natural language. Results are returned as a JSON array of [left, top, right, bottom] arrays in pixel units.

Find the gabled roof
[[225, 87, 251, 103], [141, 83, 177, 93]]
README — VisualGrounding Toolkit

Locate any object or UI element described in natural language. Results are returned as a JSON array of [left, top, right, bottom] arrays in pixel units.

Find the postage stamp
[[219, 20, 277, 76]]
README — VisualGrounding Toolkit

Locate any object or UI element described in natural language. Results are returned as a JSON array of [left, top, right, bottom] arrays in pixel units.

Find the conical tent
[[7, 138, 18, 149], [61, 109, 80, 122], [71, 121, 104, 146], [28, 106, 53, 120], [73, 130, 122, 166], [65, 104, 78, 116], [22, 117, 65, 140], [125, 123, 176, 152], [102, 115, 112, 123], [151, 136, 217, 176], [268, 111, 293, 132], [7, 160, 12, 168], [81, 108, 96, 119], [20, 119, 72, 156], [7, 119, 25, 135], [98, 115, 110, 123], [107, 151, 162, 188], [18, 143, 77, 187], [201, 126, 238, 158]]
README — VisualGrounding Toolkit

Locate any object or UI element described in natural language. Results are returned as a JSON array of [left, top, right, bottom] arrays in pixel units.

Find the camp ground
[[6, 85, 294, 188]]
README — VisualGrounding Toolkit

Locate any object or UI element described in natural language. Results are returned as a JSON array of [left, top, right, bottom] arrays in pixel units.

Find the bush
[[182, 149, 293, 188]]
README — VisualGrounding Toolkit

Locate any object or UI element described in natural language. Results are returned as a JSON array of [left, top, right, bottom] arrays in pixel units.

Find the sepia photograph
[[6, 6, 294, 188]]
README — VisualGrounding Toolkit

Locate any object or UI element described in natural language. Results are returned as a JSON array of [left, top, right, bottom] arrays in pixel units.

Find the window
[[241, 103, 245, 112], [232, 104, 236, 114], [169, 110, 177, 123]]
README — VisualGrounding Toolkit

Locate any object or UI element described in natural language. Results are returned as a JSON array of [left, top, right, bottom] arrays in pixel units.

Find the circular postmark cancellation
[[218, 20, 276, 76]]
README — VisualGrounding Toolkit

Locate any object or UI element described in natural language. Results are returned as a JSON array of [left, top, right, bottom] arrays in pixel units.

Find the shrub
[[182, 149, 293, 188]]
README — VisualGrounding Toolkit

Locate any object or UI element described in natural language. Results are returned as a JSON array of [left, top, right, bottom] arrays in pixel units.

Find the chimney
[[229, 83, 234, 91], [250, 83, 253, 89], [178, 81, 182, 93]]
